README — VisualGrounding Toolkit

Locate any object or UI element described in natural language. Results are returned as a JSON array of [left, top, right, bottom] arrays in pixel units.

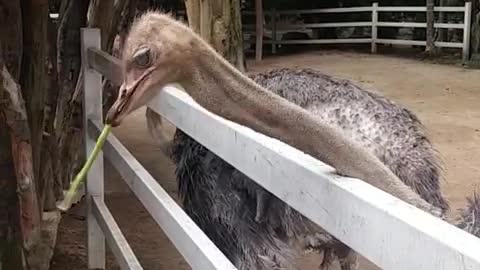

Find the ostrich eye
[[133, 47, 152, 67]]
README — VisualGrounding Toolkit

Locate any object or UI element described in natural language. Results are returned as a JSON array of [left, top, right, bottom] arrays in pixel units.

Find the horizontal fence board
[[88, 121, 237, 270], [87, 48, 123, 85], [303, 22, 372, 28], [376, 22, 464, 29], [243, 6, 464, 15], [92, 197, 143, 270], [435, 6, 466, 12], [376, 38, 463, 48], [243, 22, 463, 31], [377, 6, 465, 12], [435, 41, 464, 48], [147, 85, 480, 270], [263, 38, 372, 44], [243, 7, 373, 15], [376, 38, 427, 46]]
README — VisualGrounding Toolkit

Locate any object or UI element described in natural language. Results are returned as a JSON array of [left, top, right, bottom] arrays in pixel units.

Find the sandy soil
[[51, 50, 480, 270]]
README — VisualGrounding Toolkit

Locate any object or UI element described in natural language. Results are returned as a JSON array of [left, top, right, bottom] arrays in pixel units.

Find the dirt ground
[[51, 50, 480, 270]]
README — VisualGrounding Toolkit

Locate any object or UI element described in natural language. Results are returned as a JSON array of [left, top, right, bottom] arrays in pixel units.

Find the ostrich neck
[[180, 50, 440, 216]]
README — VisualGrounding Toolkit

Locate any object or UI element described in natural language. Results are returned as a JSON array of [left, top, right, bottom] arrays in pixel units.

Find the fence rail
[[243, 2, 472, 62], [80, 27, 480, 270]]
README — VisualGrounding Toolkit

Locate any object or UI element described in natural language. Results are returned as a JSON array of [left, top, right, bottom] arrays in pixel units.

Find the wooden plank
[[87, 47, 123, 85], [375, 38, 463, 48], [80, 28, 105, 269], [242, 7, 373, 15], [371, 3, 378, 53], [435, 41, 464, 48], [147, 85, 480, 270], [435, 23, 465, 29], [92, 197, 143, 270], [88, 121, 237, 270], [276, 7, 373, 14], [435, 6, 466, 12], [376, 22, 464, 29], [263, 38, 372, 44], [244, 21, 463, 30], [302, 22, 372, 28], [463, 2, 472, 63], [376, 38, 427, 46], [377, 6, 464, 12], [242, 6, 464, 15]]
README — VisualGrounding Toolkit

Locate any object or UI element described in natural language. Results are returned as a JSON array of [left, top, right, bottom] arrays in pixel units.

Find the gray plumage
[[167, 68, 478, 269]]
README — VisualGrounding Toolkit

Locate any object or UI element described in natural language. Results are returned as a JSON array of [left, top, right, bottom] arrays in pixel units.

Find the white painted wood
[[276, 7, 373, 14], [376, 21, 464, 29], [463, 1, 472, 63], [243, 6, 465, 15], [241, 5, 468, 59], [87, 121, 237, 270], [435, 22, 465, 29], [92, 197, 143, 270], [87, 47, 123, 85], [376, 38, 427, 46], [301, 22, 372, 28], [435, 6, 466, 12], [242, 7, 373, 15], [371, 3, 378, 53], [435, 41, 464, 48], [377, 6, 465, 12], [147, 85, 480, 270], [376, 38, 463, 48], [81, 28, 105, 269], [263, 38, 372, 44]]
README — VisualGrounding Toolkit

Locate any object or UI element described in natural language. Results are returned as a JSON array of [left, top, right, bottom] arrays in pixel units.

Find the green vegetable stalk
[[57, 124, 112, 212]]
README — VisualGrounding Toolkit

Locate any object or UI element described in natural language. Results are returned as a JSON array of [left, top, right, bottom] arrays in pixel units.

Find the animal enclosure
[[242, 2, 472, 62], [79, 28, 480, 270]]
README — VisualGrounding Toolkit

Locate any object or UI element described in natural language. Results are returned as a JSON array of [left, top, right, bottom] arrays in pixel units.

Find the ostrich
[[105, 11, 480, 270]]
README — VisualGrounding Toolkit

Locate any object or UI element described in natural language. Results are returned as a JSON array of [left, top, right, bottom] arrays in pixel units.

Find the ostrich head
[[106, 12, 201, 126]]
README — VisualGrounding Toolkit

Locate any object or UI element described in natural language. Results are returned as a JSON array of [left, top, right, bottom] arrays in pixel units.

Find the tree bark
[[55, 0, 90, 200], [1, 61, 41, 270], [19, 0, 49, 214], [425, 0, 436, 54], [185, 0, 246, 71], [438, 0, 445, 43], [0, 0, 134, 268], [0, 0, 23, 80]]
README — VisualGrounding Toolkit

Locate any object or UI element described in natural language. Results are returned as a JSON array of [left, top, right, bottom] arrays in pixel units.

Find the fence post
[[272, 8, 277, 54], [463, 1, 472, 63], [80, 28, 106, 269], [371, 2, 378, 53]]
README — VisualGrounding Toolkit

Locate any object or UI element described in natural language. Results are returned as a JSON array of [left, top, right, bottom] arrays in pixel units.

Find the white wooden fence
[[80, 28, 480, 270], [244, 2, 472, 62]]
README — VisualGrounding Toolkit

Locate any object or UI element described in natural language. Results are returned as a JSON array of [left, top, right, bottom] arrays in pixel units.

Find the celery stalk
[[57, 124, 112, 212]]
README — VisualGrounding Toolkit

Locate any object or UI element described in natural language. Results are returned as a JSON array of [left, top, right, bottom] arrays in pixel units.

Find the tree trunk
[[0, 58, 41, 270], [55, 0, 90, 203], [438, 0, 445, 44], [426, 0, 436, 54], [185, 0, 246, 71], [0, 0, 136, 269], [19, 0, 49, 200]]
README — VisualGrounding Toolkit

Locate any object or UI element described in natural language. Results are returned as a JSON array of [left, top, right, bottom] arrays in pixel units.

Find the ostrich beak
[[106, 67, 156, 127]]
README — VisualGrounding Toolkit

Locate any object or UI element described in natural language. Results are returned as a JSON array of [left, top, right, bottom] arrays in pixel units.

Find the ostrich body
[[170, 68, 450, 270], [104, 11, 480, 270]]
